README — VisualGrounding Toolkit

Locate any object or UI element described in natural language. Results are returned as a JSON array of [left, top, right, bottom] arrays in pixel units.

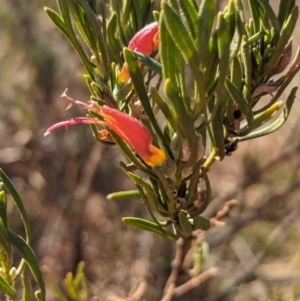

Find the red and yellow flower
[[45, 91, 166, 167]]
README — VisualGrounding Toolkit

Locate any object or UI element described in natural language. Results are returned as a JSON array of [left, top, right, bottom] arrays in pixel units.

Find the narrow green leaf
[[75, 0, 110, 81], [150, 86, 175, 130], [189, 167, 211, 217], [8, 230, 46, 301], [178, 211, 193, 237], [130, 50, 162, 74], [263, 6, 298, 78], [241, 36, 252, 100], [256, 0, 281, 45], [132, 0, 143, 29], [0, 274, 16, 298], [255, 66, 300, 114], [238, 86, 297, 141], [122, 217, 178, 240], [22, 265, 33, 301], [230, 0, 244, 58], [226, 78, 253, 134], [159, 15, 178, 84], [44, 8, 68, 36], [205, 32, 219, 87], [248, 0, 261, 33], [217, 12, 231, 88], [210, 12, 231, 126], [231, 55, 242, 91], [278, 0, 295, 28], [179, 0, 198, 41], [240, 101, 283, 133], [198, 0, 216, 64], [106, 190, 140, 200], [67, 1, 94, 48], [162, 2, 206, 113], [164, 79, 198, 165], [0, 218, 13, 271], [162, 2, 196, 63], [0, 189, 7, 227], [45, 4, 94, 79], [209, 99, 225, 159], [186, 163, 201, 206], [0, 169, 31, 244], [107, 13, 124, 64]]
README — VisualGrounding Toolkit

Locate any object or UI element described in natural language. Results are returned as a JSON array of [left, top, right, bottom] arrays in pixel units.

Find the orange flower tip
[[144, 145, 166, 167], [117, 65, 131, 85]]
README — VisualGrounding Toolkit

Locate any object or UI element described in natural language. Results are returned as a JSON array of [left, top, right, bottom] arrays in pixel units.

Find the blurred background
[[1, 0, 300, 300]]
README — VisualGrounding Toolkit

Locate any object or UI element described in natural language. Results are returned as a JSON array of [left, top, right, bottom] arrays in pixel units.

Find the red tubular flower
[[44, 91, 166, 167], [118, 22, 159, 84], [100, 106, 166, 166]]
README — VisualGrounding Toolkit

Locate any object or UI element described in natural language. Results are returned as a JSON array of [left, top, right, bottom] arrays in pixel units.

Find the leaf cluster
[[44, 0, 300, 239], [0, 169, 46, 301]]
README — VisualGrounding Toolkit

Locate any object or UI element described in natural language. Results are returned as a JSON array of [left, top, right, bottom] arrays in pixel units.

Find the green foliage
[[0, 169, 46, 301], [43, 0, 300, 241], [43, 262, 88, 301]]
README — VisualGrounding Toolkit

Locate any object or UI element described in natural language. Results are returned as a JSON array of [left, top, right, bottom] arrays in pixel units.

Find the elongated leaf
[[164, 79, 198, 165], [0, 189, 7, 227], [238, 86, 297, 141], [0, 218, 13, 271], [0, 274, 16, 298], [257, 0, 281, 44], [263, 6, 298, 78], [106, 190, 140, 200], [132, 0, 143, 29], [45, 4, 94, 79], [225, 78, 253, 133], [240, 101, 283, 133], [107, 13, 125, 64], [150, 86, 175, 130], [241, 35, 252, 99], [130, 50, 162, 74], [159, 15, 178, 84], [67, 1, 94, 48], [162, 1, 206, 111], [179, 0, 198, 41], [178, 211, 193, 237], [22, 265, 33, 301], [0, 169, 31, 243], [162, 2, 196, 61], [122, 217, 178, 240], [248, 0, 261, 33], [198, 0, 216, 64], [75, 0, 110, 81], [278, 0, 295, 28], [8, 230, 46, 301], [210, 12, 231, 125], [189, 167, 211, 217], [44, 8, 68, 36], [209, 98, 225, 159]]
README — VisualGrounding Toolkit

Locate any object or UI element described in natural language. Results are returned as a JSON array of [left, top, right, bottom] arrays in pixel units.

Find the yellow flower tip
[[270, 101, 284, 117], [117, 64, 131, 84], [143, 145, 166, 167]]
